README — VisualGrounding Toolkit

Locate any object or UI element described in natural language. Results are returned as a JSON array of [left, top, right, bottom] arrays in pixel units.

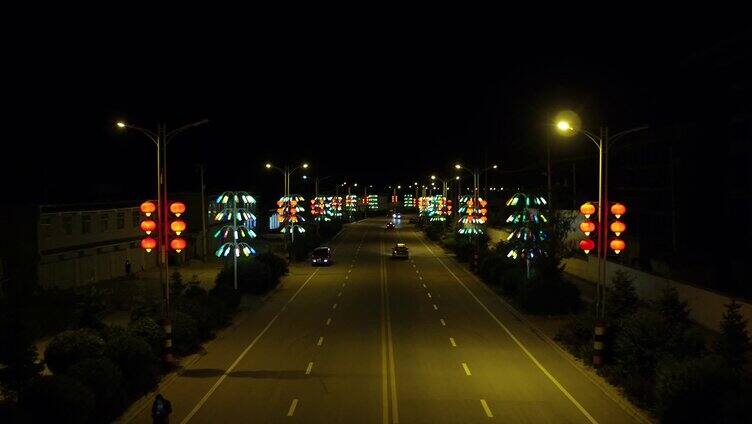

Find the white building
[[37, 202, 157, 288]]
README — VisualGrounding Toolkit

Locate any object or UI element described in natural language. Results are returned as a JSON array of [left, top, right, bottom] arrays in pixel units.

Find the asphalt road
[[125, 218, 642, 423]]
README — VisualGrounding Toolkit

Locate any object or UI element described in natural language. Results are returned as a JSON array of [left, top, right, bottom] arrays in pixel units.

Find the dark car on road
[[386, 222, 395, 230], [311, 247, 333, 266], [392, 243, 409, 259]]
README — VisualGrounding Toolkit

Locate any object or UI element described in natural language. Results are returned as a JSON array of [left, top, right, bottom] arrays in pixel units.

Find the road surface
[[125, 218, 642, 423]]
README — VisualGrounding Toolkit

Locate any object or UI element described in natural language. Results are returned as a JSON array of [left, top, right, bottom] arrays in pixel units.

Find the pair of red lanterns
[[578, 202, 627, 255], [139, 200, 188, 253]]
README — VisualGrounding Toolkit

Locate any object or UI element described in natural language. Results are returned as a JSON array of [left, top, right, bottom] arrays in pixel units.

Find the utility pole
[[199, 164, 207, 260]]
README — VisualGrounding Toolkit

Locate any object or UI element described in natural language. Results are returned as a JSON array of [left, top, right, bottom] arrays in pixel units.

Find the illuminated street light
[[116, 121, 126, 128]]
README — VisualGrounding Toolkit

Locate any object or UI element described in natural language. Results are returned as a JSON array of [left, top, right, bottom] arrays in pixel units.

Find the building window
[[132, 211, 140, 228], [81, 214, 92, 234], [117, 212, 125, 229], [99, 214, 109, 232], [40, 216, 52, 238], [62, 215, 73, 235]]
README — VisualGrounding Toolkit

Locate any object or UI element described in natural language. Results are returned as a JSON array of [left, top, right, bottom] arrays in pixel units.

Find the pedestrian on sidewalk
[[151, 393, 172, 424], [125, 259, 132, 277]]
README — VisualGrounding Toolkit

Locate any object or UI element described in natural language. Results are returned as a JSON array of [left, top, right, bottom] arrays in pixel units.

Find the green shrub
[[479, 253, 512, 286], [129, 297, 161, 322], [18, 375, 95, 423], [216, 259, 275, 295], [104, 333, 159, 397], [175, 287, 214, 340], [255, 252, 289, 283], [128, 317, 164, 356], [171, 311, 199, 355], [500, 268, 525, 297], [208, 285, 240, 327], [515, 275, 581, 315], [425, 221, 446, 241], [655, 355, 737, 423], [44, 329, 105, 375], [67, 357, 127, 422], [555, 305, 596, 360]]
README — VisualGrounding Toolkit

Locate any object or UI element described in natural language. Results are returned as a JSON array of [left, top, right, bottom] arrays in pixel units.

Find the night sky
[[4, 23, 748, 206]]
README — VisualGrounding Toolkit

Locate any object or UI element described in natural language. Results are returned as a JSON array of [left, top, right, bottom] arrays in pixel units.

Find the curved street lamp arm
[[121, 124, 159, 145], [577, 128, 603, 150], [165, 119, 209, 144], [609, 126, 649, 145]]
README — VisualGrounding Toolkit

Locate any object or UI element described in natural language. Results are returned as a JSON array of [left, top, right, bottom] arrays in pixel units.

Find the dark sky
[[4, 22, 748, 206]]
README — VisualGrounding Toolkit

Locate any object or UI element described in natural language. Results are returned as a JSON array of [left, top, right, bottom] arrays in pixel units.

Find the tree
[[715, 300, 751, 371], [605, 270, 639, 322], [128, 317, 165, 356], [657, 286, 691, 329]]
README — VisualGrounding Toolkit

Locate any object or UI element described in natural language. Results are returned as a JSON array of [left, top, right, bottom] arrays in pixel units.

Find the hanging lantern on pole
[[579, 202, 596, 219], [579, 239, 595, 254], [579, 220, 596, 236], [141, 237, 157, 252], [140, 201, 157, 217]]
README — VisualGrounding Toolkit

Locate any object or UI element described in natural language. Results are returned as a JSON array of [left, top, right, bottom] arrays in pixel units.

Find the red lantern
[[610, 203, 626, 218], [140, 219, 157, 235], [610, 220, 626, 236], [579, 220, 596, 235], [169, 202, 186, 217], [579, 239, 595, 254], [170, 219, 186, 235], [141, 237, 157, 252], [580, 202, 596, 218], [610, 239, 626, 254], [140, 201, 156, 217], [170, 237, 187, 253]]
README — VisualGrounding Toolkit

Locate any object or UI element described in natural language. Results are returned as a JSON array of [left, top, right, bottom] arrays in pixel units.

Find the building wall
[[36, 205, 157, 288], [563, 256, 752, 334]]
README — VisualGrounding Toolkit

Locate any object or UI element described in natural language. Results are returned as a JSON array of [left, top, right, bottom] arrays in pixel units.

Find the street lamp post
[[555, 119, 648, 322], [116, 118, 208, 363], [265, 162, 309, 258]]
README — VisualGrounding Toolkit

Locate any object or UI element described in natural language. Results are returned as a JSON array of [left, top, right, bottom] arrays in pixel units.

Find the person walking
[[151, 393, 172, 423]]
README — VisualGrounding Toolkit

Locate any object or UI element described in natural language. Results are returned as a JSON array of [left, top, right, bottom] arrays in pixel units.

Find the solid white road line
[[416, 235, 599, 424], [180, 268, 321, 424], [480, 399, 493, 418], [287, 399, 299, 416], [450, 337, 457, 347], [305, 362, 314, 375], [326, 318, 332, 326], [462, 363, 472, 376], [317, 336, 324, 346], [440, 318, 446, 326]]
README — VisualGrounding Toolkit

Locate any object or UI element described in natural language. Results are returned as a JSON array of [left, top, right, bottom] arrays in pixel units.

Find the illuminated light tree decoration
[[458, 195, 489, 235], [310, 197, 329, 222], [141, 237, 157, 252], [345, 195, 358, 212], [214, 191, 258, 290], [367, 195, 379, 210], [504, 193, 547, 272], [329, 196, 343, 218], [429, 195, 449, 222], [277, 195, 306, 238], [403, 194, 415, 208]]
